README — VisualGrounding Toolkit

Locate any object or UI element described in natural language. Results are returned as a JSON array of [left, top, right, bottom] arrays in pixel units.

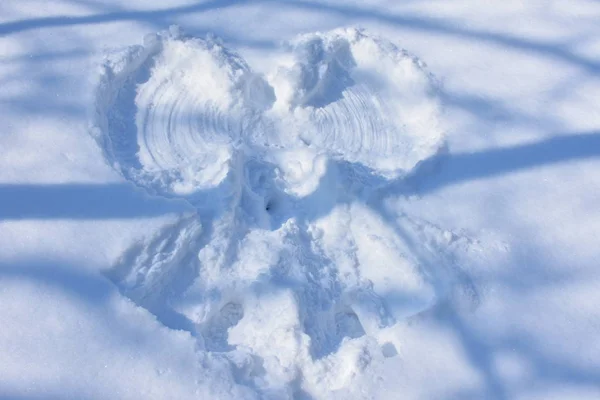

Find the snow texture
[[90, 27, 474, 397], [93, 28, 443, 198], [3, 1, 600, 398]]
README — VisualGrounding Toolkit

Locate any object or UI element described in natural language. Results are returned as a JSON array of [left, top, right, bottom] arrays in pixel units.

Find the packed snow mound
[[92, 27, 444, 198], [91, 28, 474, 398]]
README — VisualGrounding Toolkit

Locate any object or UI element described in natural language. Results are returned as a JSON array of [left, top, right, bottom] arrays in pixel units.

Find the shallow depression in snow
[[91, 27, 472, 397], [92, 27, 444, 199]]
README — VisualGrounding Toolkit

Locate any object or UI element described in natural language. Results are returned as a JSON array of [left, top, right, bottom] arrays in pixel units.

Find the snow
[[93, 28, 443, 198], [2, 0, 600, 399]]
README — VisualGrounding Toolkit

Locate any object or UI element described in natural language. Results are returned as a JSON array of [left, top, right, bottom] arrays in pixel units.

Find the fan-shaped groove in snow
[[274, 29, 444, 180], [93, 28, 443, 197], [93, 30, 274, 197]]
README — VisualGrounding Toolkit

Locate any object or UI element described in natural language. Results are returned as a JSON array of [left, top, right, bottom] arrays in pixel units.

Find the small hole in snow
[[299, 136, 312, 146], [265, 200, 274, 212], [381, 342, 398, 358]]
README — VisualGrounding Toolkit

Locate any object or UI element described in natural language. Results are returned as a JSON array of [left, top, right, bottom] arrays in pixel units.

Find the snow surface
[[2, 1, 600, 399]]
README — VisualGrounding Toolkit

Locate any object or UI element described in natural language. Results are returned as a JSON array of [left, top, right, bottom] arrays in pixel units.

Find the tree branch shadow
[[0, 0, 247, 35], [3, 131, 599, 219], [2, 4, 600, 395], [394, 130, 600, 196], [0, 182, 191, 220], [2, 0, 599, 75]]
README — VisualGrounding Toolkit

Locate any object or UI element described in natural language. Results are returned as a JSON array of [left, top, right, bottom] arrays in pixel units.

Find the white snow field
[[1, 1, 600, 399]]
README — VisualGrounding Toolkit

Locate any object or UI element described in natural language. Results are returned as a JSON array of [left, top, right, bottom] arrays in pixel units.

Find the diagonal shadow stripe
[[406, 131, 600, 194], [0, 182, 190, 220], [2, 133, 599, 220]]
